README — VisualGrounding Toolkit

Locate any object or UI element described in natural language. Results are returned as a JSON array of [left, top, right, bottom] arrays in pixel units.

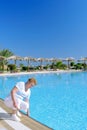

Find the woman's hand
[[13, 101, 18, 109], [27, 109, 30, 117]]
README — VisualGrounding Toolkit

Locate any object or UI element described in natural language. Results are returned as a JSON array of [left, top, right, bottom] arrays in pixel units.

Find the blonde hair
[[28, 78, 37, 85]]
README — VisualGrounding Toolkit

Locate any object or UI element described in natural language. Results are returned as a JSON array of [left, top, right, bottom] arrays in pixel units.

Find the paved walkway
[[0, 99, 52, 130]]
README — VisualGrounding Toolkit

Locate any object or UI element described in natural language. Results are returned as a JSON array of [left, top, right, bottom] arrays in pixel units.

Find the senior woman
[[4, 77, 37, 121]]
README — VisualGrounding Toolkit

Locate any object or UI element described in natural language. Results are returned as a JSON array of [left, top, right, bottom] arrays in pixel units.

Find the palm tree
[[0, 49, 14, 71], [0, 49, 13, 57]]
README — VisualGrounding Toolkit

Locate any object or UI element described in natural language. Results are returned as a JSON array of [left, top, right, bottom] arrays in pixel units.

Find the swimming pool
[[0, 72, 87, 130]]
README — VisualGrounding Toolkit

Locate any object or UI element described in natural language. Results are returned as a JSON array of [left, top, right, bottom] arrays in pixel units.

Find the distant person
[[4, 77, 37, 121]]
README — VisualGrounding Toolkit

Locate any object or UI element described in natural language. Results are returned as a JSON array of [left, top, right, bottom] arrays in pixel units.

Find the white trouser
[[4, 96, 29, 112]]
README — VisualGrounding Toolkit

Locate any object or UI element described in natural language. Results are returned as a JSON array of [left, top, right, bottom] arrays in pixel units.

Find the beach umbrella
[[37, 58, 45, 63], [23, 57, 32, 67], [6, 55, 23, 64], [30, 57, 37, 62], [78, 57, 87, 63], [43, 58, 51, 65], [37, 58, 45, 69], [48, 58, 62, 63], [23, 57, 37, 67], [63, 57, 75, 69], [37, 57, 49, 65], [78, 57, 87, 70]]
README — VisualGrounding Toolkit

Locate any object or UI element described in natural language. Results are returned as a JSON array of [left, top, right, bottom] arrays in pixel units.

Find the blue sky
[[0, 0, 87, 59]]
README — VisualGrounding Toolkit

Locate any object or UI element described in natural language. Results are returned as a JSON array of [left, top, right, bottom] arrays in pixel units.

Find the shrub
[[8, 64, 17, 72]]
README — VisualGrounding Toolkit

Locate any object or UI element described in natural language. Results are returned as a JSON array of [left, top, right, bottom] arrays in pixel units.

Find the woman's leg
[[20, 100, 29, 113], [4, 96, 21, 121]]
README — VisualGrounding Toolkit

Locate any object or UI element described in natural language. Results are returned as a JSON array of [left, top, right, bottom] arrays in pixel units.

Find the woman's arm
[[24, 98, 30, 116]]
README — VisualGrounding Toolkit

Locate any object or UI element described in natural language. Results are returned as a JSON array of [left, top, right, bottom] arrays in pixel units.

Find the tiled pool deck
[[0, 99, 52, 130]]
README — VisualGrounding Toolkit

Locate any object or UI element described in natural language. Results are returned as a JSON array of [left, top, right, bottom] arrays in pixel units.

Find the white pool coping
[[0, 69, 82, 77]]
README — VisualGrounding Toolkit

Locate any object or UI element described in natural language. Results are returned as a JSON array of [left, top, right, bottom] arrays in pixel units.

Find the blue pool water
[[0, 72, 87, 130]]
